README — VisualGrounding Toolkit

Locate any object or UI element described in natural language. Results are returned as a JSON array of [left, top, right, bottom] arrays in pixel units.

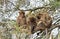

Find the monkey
[[34, 12, 52, 33], [26, 15, 37, 34], [16, 10, 52, 34], [17, 10, 26, 27]]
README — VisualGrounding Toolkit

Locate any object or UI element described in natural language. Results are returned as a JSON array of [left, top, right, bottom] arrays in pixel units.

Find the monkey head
[[34, 12, 52, 32], [19, 10, 25, 18]]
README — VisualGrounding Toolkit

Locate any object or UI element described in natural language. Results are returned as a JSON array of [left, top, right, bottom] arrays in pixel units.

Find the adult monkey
[[17, 10, 26, 27], [35, 13, 52, 31], [27, 16, 37, 34], [34, 12, 52, 37]]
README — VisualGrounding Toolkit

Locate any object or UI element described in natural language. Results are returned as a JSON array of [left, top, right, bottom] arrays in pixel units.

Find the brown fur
[[26, 15, 37, 34], [34, 12, 52, 32], [17, 10, 52, 34], [17, 10, 26, 27]]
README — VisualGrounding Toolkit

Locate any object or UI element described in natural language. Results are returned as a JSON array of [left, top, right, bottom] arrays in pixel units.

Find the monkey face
[[35, 13, 52, 30]]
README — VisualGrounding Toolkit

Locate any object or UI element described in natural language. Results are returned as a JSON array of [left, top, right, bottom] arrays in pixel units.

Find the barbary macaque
[[34, 12, 52, 32], [16, 10, 52, 34], [17, 10, 26, 27], [27, 15, 37, 34]]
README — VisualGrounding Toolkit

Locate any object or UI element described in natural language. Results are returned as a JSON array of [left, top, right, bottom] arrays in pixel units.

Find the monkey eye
[[37, 16, 41, 19]]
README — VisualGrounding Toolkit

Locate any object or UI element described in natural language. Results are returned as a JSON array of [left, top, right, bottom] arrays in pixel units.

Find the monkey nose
[[37, 21, 42, 25], [37, 21, 45, 27]]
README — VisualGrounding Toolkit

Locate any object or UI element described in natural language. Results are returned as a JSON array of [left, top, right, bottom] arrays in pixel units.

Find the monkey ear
[[18, 10, 25, 15]]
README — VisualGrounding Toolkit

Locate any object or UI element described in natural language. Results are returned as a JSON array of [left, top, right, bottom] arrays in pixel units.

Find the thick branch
[[49, 24, 60, 31], [8, 0, 51, 11], [53, 18, 60, 25], [19, 6, 51, 11], [37, 24, 60, 39]]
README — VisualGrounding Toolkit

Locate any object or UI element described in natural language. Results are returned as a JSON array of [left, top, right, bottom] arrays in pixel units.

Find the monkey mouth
[[37, 21, 46, 28]]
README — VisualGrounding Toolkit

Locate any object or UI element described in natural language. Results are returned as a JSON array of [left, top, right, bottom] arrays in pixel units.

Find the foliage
[[0, 0, 60, 39], [50, 0, 60, 10]]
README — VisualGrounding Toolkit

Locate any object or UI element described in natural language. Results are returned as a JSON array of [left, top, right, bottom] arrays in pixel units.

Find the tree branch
[[7, 1, 15, 6], [19, 6, 51, 11], [36, 24, 60, 39], [53, 18, 60, 25], [7, 0, 51, 11]]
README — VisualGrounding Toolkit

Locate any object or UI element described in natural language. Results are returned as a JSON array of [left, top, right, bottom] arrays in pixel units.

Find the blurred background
[[0, 0, 60, 39]]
